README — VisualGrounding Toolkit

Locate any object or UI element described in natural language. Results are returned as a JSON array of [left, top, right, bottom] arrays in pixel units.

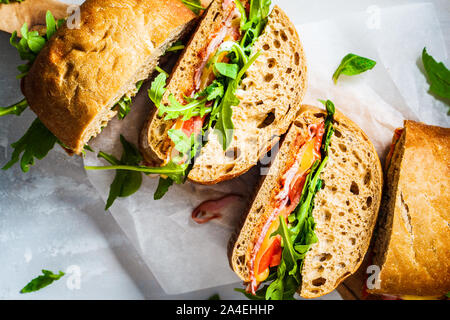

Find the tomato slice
[[179, 116, 204, 137], [258, 237, 281, 275]]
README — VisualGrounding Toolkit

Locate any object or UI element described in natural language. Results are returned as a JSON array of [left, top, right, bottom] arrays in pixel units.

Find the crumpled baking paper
[[84, 2, 448, 294]]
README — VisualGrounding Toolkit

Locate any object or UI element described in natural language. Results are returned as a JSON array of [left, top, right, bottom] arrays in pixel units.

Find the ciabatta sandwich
[[140, 0, 307, 188], [229, 103, 383, 299], [2, 0, 200, 172], [367, 121, 450, 299]]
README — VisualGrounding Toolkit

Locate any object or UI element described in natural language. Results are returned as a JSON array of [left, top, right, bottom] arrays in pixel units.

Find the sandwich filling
[[148, 0, 272, 198], [250, 123, 325, 287], [242, 101, 335, 300]]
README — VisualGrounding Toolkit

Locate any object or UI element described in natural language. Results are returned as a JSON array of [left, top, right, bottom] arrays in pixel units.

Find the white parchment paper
[[84, 2, 449, 294]]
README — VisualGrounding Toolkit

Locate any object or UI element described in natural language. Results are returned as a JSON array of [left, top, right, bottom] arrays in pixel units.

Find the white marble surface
[[0, 0, 448, 300]]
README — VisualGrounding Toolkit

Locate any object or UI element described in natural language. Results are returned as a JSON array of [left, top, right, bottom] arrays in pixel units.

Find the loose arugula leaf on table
[[422, 47, 450, 113], [0, 99, 28, 117], [20, 270, 64, 294], [86, 148, 188, 202], [2, 118, 58, 172], [332, 53, 376, 84], [98, 135, 143, 210], [154, 176, 174, 200]]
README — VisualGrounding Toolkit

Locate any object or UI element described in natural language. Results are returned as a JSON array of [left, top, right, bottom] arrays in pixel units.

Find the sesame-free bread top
[[229, 105, 383, 299], [22, 0, 196, 154], [369, 120, 450, 297]]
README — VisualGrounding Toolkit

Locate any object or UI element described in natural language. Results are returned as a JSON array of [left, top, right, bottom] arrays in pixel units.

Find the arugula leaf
[[204, 80, 225, 101], [2, 118, 58, 172], [332, 53, 376, 84], [20, 270, 64, 294], [208, 294, 221, 300], [115, 81, 144, 119], [422, 48, 450, 112], [45, 10, 57, 40], [234, 0, 248, 30], [0, 98, 28, 117], [214, 62, 239, 79], [214, 51, 261, 150], [160, 95, 209, 121], [154, 177, 174, 200], [85, 161, 187, 184], [168, 129, 201, 160], [98, 136, 143, 210], [10, 11, 61, 79], [445, 292, 450, 298], [148, 72, 168, 108], [84, 145, 94, 152], [318, 99, 336, 155], [240, 0, 271, 54], [166, 41, 185, 53], [181, 0, 205, 15]]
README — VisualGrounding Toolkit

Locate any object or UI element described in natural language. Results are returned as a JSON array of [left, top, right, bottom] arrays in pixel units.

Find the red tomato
[[181, 116, 204, 137], [258, 237, 281, 275]]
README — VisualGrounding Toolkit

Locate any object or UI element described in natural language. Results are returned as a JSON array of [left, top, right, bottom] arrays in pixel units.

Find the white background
[[0, 0, 448, 299]]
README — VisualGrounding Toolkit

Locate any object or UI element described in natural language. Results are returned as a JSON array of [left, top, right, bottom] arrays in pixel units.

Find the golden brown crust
[[22, 0, 196, 154], [370, 121, 450, 297]]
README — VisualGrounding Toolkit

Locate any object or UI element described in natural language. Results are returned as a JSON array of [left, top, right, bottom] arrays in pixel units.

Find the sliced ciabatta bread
[[22, 0, 197, 154], [369, 121, 450, 297], [140, 2, 307, 183], [229, 105, 383, 299], [140, 0, 236, 166]]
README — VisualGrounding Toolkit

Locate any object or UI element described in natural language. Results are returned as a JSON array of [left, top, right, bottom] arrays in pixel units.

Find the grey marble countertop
[[0, 0, 448, 299]]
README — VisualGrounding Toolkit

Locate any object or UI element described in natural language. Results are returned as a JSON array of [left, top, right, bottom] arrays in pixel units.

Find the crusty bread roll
[[22, 0, 197, 154], [140, 1, 307, 184], [229, 105, 383, 299], [369, 121, 450, 297]]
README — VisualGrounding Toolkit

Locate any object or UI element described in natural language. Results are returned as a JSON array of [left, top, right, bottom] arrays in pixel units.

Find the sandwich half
[[368, 120, 450, 298], [140, 0, 307, 185], [20, 0, 197, 155], [229, 103, 383, 299]]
